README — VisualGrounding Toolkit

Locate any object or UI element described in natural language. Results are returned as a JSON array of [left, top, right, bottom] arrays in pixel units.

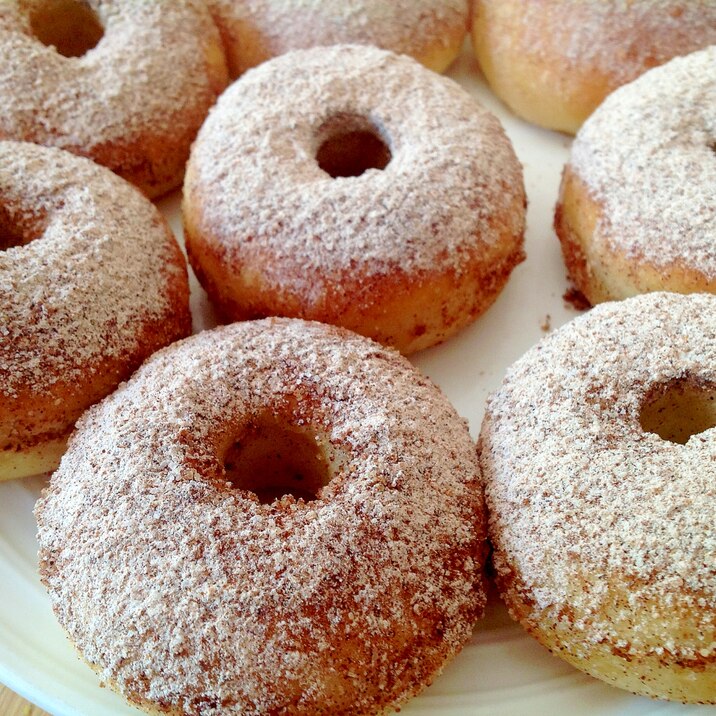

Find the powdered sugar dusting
[[207, 0, 468, 73], [36, 318, 486, 715], [185, 44, 524, 297], [0, 0, 226, 193], [480, 292, 716, 659], [0, 141, 189, 397], [569, 47, 716, 275]]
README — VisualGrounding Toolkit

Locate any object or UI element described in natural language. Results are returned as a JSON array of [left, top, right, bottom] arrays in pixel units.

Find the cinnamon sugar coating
[[206, 0, 469, 76], [0, 0, 228, 198], [0, 141, 191, 476], [36, 318, 487, 715], [183, 44, 526, 354], [479, 292, 716, 702]]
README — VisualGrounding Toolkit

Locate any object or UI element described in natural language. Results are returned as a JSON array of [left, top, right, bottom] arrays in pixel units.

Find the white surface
[[0, 46, 712, 716]]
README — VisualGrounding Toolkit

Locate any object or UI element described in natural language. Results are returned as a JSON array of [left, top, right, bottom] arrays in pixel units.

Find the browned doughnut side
[[83, 53, 227, 199], [471, 0, 716, 133], [185, 186, 525, 354], [555, 167, 716, 305], [206, 0, 469, 77], [407, 14, 468, 74], [82, 28, 228, 199], [472, 0, 611, 133], [0, 247, 190, 479], [488, 541, 716, 703], [214, 15, 467, 78]]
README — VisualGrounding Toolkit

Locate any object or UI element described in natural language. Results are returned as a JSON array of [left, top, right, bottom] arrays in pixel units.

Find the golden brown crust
[[185, 188, 525, 354], [0, 276, 190, 450], [471, 0, 716, 133], [492, 560, 716, 703], [555, 166, 716, 305], [206, 0, 468, 77]]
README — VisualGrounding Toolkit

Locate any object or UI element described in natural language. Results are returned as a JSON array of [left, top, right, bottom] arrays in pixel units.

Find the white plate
[[0, 46, 711, 716]]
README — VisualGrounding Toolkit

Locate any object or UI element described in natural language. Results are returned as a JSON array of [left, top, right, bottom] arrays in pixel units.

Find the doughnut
[[183, 44, 526, 355], [0, 0, 228, 198], [554, 47, 716, 306], [478, 292, 716, 703], [205, 0, 469, 77], [0, 141, 191, 481], [35, 317, 487, 715], [471, 0, 716, 134]]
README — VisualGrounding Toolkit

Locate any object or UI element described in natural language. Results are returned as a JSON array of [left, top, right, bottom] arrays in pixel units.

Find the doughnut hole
[[315, 114, 391, 178], [28, 0, 104, 58], [0, 203, 46, 251], [640, 377, 716, 444], [222, 416, 334, 503]]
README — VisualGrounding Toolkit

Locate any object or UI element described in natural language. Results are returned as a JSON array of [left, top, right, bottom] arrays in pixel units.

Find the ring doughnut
[[479, 292, 716, 703], [0, 141, 191, 480], [471, 0, 716, 133], [183, 44, 526, 354], [36, 317, 487, 715], [554, 47, 716, 305], [205, 0, 469, 77], [0, 0, 228, 198]]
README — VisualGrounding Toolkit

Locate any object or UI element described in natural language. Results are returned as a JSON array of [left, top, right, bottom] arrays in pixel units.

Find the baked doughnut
[[0, 0, 228, 198], [479, 292, 716, 703], [554, 47, 716, 306], [0, 141, 191, 481], [471, 0, 716, 134], [205, 0, 469, 77], [36, 317, 487, 715], [183, 44, 526, 354]]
